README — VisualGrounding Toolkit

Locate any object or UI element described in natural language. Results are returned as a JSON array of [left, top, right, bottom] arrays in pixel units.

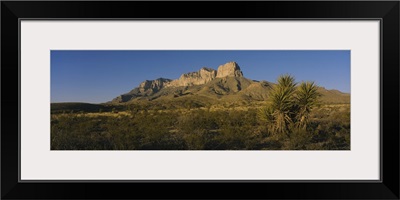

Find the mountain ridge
[[111, 61, 350, 104]]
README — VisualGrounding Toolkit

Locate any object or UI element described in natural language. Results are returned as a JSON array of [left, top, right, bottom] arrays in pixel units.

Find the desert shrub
[[282, 129, 312, 150]]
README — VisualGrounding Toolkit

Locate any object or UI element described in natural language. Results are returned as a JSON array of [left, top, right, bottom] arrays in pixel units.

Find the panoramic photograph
[[51, 50, 350, 150]]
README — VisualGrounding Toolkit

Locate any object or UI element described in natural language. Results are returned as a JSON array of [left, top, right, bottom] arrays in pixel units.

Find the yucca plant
[[295, 81, 321, 130], [259, 75, 321, 137], [265, 75, 297, 136]]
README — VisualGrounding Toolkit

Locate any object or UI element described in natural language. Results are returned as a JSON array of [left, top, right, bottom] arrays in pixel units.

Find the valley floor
[[51, 103, 350, 150]]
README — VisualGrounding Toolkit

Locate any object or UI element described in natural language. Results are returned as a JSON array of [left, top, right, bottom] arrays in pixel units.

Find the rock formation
[[164, 61, 243, 88], [110, 61, 349, 104], [112, 61, 248, 103], [166, 67, 217, 87], [139, 78, 172, 93], [216, 61, 243, 78]]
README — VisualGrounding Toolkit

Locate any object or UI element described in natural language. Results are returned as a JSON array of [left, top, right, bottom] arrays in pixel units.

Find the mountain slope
[[110, 61, 350, 104]]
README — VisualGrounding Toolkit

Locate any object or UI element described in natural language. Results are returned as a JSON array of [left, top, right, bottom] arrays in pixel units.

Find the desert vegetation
[[51, 75, 350, 150]]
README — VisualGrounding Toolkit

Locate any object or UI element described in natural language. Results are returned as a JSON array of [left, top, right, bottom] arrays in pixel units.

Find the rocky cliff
[[112, 78, 171, 102], [139, 78, 172, 93], [111, 61, 245, 103], [216, 62, 243, 78], [166, 67, 217, 87], [165, 62, 243, 87]]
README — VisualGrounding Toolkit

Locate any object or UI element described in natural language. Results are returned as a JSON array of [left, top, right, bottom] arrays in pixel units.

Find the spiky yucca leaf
[[266, 75, 297, 136], [277, 74, 297, 88], [295, 81, 321, 130]]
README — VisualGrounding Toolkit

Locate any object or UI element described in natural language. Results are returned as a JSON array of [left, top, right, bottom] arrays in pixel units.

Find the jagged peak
[[139, 78, 172, 92], [200, 67, 216, 72], [216, 61, 243, 78], [129, 61, 245, 96], [226, 61, 239, 66], [181, 71, 198, 77], [180, 67, 216, 78]]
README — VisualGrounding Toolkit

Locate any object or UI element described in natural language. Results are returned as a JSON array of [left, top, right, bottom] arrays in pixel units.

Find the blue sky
[[51, 50, 350, 103]]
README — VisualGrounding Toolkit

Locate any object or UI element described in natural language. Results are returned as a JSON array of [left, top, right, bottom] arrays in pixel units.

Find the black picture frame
[[1, 1, 399, 199]]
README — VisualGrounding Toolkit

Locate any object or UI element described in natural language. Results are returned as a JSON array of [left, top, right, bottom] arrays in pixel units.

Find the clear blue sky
[[51, 50, 350, 103]]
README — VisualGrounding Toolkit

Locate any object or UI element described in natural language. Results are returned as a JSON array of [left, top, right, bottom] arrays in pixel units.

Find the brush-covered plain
[[51, 75, 350, 150]]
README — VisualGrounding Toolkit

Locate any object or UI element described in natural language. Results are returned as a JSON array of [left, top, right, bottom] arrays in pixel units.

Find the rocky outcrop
[[216, 62, 243, 78], [139, 78, 172, 93], [111, 61, 246, 103], [111, 78, 172, 102], [165, 62, 243, 87], [166, 67, 217, 87]]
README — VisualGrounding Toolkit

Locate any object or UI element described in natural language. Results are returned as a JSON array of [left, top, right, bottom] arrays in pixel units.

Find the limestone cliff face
[[139, 78, 172, 93], [216, 62, 243, 78], [166, 67, 217, 87], [112, 61, 246, 103], [165, 62, 243, 87], [112, 78, 173, 102]]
